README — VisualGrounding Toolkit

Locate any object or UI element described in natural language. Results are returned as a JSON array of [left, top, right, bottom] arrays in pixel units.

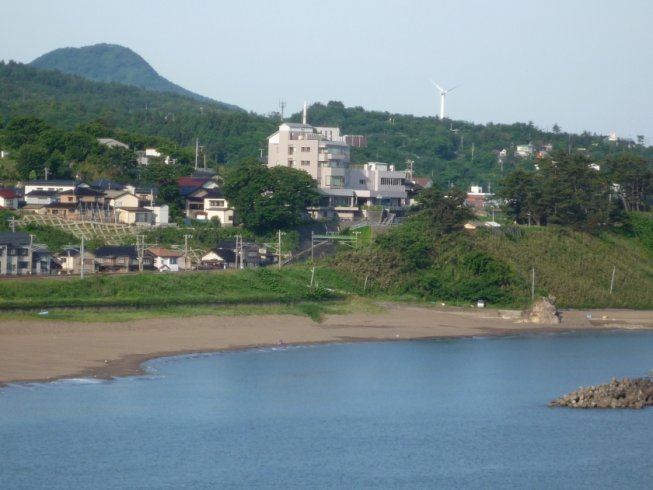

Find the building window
[[301, 147, 311, 152], [325, 176, 345, 188], [359, 179, 366, 185], [209, 200, 225, 207], [170, 258, 177, 265], [301, 160, 310, 166], [288, 146, 295, 155], [380, 177, 405, 186]]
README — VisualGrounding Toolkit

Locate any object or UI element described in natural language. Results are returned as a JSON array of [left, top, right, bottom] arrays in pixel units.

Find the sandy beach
[[1, 303, 652, 386]]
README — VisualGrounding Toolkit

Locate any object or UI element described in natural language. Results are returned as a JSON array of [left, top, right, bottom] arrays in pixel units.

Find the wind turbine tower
[[431, 81, 459, 119]]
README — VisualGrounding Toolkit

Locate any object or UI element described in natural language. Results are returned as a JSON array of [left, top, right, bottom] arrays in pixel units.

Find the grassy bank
[[0, 266, 359, 311], [474, 226, 653, 308]]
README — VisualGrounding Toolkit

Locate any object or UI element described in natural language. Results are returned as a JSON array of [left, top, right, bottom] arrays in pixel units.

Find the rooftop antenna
[[302, 101, 308, 125], [279, 99, 286, 120], [431, 81, 460, 119]]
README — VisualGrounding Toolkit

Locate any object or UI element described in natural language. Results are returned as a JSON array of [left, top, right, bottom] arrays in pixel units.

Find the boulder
[[522, 296, 561, 324]]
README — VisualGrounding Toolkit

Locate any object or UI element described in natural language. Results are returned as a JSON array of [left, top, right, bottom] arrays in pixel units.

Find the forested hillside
[[31, 43, 239, 109], [1, 61, 652, 189]]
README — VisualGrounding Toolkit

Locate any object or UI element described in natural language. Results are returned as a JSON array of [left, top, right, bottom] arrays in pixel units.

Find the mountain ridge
[[30, 43, 241, 111]]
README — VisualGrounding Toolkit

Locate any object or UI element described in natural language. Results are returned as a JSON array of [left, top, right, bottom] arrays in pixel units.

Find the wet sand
[[1, 304, 652, 386]]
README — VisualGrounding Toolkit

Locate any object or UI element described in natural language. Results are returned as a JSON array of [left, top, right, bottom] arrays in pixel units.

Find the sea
[[1, 329, 653, 489]]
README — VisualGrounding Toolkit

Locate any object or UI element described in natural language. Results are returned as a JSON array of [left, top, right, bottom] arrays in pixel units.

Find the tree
[[222, 159, 319, 234], [498, 168, 543, 225], [16, 143, 49, 180], [604, 153, 652, 212], [499, 151, 621, 231], [411, 184, 472, 234]]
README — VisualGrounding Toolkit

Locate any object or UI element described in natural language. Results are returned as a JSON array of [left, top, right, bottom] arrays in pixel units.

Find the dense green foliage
[[222, 159, 319, 234], [330, 219, 653, 308], [0, 266, 347, 310], [0, 62, 273, 166], [30, 44, 239, 109], [3, 61, 652, 187], [498, 151, 651, 232]]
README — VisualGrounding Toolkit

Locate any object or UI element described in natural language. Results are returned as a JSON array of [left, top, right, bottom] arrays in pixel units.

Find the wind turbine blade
[[447, 84, 462, 93], [432, 81, 445, 93]]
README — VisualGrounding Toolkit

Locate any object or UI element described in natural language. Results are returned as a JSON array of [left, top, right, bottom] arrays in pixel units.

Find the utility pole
[[80, 236, 85, 279], [7, 216, 15, 232], [531, 267, 535, 300], [184, 234, 193, 271], [136, 235, 145, 272], [28, 234, 35, 275], [610, 265, 616, 295]]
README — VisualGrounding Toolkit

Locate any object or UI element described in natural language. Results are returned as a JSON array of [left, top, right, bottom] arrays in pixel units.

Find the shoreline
[[2, 303, 652, 387]]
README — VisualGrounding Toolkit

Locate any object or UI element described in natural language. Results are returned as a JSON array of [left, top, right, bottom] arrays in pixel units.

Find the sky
[[2, 0, 653, 142]]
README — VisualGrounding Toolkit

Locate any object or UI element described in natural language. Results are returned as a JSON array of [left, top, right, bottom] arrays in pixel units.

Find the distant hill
[[30, 43, 240, 111]]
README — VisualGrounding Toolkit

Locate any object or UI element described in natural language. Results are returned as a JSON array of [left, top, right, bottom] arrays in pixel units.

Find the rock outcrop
[[522, 296, 561, 324], [549, 377, 653, 409]]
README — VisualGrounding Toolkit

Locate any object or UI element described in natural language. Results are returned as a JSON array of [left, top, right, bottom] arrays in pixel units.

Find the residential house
[[177, 176, 234, 225], [0, 232, 53, 275], [94, 245, 139, 273], [57, 246, 96, 275], [105, 189, 140, 210], [23, 179, 80, 196], [515, 144, 534, 158], [465, 185, 501, 218], [199, 250, 231, 270], [24, 189, 59, 206], [215, 240, 261, 268], [115, 207, 155, 225], [199, 189, 234, 225], [144, 247, 185, 272], [0, 188, 19, 209], [136, 148, 176, 166]]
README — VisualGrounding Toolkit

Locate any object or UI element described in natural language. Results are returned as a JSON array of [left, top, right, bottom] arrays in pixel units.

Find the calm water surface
[[1, 330, 653, 489]]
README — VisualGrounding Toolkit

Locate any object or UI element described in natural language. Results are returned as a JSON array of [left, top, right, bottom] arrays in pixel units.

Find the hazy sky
[[3, 0, 653, 142]]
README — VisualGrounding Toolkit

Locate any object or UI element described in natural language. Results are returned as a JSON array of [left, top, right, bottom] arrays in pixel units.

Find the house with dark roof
[[177, 176, 233, 225], [25, 189, 59, 206], [57, 246, 96, 275], [0, 232, 53, 275], [214, 239, 262, 268], [94, 245, 139, 273]]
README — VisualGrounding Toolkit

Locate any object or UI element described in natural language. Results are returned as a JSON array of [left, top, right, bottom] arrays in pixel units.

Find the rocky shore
[[549, 377, 653, 409]]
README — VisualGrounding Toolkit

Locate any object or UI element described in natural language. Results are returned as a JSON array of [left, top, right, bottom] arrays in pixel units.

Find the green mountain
[[0, 61, 275, 164], [30, 43, 240, 111]]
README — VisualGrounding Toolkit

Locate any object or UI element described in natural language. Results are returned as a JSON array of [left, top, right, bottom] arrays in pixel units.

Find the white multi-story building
[[267, 122, 408, 220]]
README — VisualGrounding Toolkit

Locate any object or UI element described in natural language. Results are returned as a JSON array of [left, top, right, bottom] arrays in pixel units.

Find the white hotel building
[[267, 122, 409, 220]]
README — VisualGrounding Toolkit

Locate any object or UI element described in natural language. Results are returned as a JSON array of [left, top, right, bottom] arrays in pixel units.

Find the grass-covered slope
[[330, 214, 653, 309]]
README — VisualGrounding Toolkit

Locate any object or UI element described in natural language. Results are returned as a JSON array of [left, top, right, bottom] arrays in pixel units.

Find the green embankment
[[0, 266, 358, 314], [474, 226, 653, 309], [2, 219, 653, 316]]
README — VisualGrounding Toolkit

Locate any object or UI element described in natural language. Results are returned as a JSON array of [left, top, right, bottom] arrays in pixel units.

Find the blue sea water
[[1, 330, 653, 489]]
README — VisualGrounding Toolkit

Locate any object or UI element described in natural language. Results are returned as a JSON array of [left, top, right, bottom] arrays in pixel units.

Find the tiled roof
[[146, 247, 184, 258], [94, 245, 138, 258]]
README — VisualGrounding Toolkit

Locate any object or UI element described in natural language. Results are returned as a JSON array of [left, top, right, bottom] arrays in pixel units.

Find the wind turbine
[[431, 81, 460, 119]]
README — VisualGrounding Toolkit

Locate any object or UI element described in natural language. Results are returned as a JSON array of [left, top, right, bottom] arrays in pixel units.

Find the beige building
[[267, 122, 408, 220]]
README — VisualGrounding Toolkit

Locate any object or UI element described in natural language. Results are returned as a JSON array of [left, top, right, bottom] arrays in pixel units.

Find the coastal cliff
[[549, 377, 653, 409]]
